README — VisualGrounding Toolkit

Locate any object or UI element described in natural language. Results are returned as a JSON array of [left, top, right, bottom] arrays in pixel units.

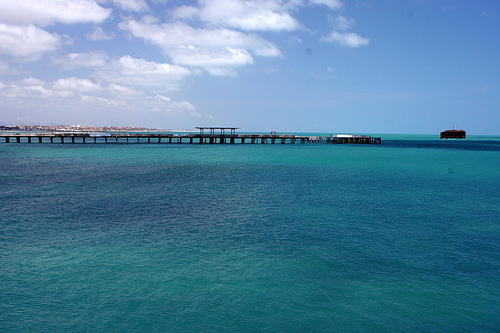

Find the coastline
[[0, 125, 190, 133]]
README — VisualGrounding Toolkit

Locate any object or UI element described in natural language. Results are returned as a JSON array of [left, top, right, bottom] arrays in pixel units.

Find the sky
[[0, 0, 499, 134]]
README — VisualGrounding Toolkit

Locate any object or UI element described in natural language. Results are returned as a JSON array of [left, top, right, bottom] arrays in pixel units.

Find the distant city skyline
[[0, 0, 499, 135]]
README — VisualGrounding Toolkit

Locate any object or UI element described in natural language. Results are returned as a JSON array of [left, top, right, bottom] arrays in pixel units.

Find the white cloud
[[0, 0, 111, 26], [52, 53, 196, 91], [21, 77, 46, 86], [110, 0, 149, 12], [149, 95, 196, 112], [107, 83, 143, 97], [171, 0, 300, 31], [154, 95, 171, 102], [79, 95, 127, 106], [6, 77, 75, 99], [321, 31, 369, 47], [322, 13, 368, 47], [95, 55, 197, 90], [171, 5, 199, 20], [174, 101, 196, 111], [330, 15, 355, 31], [87, 27, 114, 41], [121, 20, 281, 56], [307, 0, 343, 10], [204, 67, 238, 77], [441, 6, 457, 13], [52, 77, 104, 93], [198, 0, 300, 31], [168, 47, 254, 68], [0, 76, 199, 121], [225, 10, 299, 31], [120, 19, 281, 74], [171, 0, 343, 31], [52, 51, 110, 69], [0, 24, 61, 61], [0, 59, 22, 75]]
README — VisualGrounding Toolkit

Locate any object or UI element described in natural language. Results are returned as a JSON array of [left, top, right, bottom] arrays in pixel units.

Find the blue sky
[[0, 0, 498, 134]]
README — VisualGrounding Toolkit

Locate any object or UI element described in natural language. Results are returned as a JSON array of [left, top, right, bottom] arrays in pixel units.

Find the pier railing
[[0, 132, 381, 145]]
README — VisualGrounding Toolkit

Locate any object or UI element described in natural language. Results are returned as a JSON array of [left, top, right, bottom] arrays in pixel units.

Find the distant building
[[440, 125, 466, 139]]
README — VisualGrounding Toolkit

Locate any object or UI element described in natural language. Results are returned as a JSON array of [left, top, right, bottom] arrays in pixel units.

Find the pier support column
[[5, 137, 10, 143], [39, 137, 43, 143], [72, 137, 75, 144], [17, 137, 21, 143], [241, 138, 245, 144], [50, 137, 54, 143], [94, 138, 97, 143], [83, 137, 86, 143], [27, 137, 31, 143]]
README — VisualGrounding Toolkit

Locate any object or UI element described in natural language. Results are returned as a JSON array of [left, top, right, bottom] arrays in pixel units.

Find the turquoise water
[[1, 135, 499, 332]]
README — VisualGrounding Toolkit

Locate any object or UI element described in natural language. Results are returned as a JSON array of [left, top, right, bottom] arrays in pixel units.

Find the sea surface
[[1, 134, 499, 332]]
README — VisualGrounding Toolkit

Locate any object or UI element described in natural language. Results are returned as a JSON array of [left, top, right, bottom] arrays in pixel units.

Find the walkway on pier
[[0, 127, 381, 145]]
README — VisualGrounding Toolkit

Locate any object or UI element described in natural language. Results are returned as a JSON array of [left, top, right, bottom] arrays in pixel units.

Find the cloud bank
[[322, 15, 369, 47], [0, 24, 61, 61], [0, 0, 111, 26], [322, 31, 369, 47], [0, 0, 374, 127]]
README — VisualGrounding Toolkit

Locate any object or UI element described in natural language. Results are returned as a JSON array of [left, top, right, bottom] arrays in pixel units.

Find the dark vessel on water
[[440, 125, 466, 139]]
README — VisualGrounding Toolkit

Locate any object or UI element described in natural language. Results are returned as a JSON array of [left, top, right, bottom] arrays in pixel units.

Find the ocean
[[1, 134, 499, 332]]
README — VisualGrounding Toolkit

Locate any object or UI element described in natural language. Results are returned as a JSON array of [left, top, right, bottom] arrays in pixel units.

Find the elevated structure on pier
[[196, 127, 239, 135]]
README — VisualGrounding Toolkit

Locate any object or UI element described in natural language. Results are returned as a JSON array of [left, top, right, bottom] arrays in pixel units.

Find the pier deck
[[0, 132, 381, 144]]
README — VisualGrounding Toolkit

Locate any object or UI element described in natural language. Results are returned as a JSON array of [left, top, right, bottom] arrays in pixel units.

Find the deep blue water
[[1, 135, 499, 332]]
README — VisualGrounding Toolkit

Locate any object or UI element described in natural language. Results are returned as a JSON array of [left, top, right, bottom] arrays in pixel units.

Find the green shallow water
[[1, 135, 499, 332]]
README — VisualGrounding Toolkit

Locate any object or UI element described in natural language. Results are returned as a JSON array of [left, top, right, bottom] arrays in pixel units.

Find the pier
[[0, 127, 381, 145]]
